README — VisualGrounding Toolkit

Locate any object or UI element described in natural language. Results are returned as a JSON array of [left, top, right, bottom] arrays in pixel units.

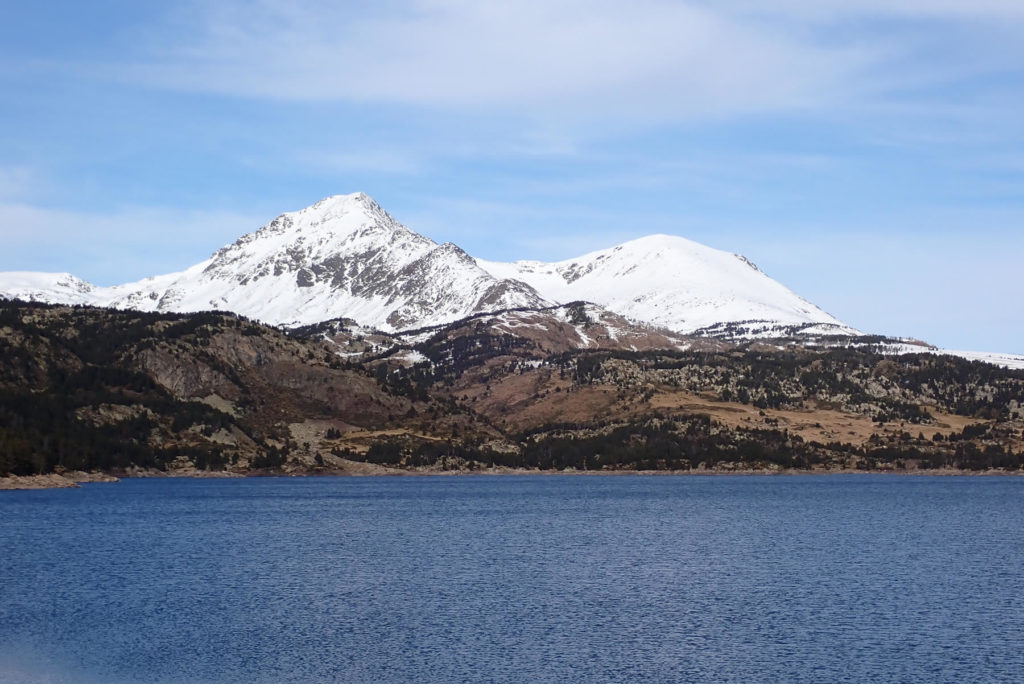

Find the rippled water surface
[[2, 475, 1023, 683]]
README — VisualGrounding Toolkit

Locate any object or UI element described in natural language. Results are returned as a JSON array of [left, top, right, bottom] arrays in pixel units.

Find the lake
[[1, 475, 1023, 683]]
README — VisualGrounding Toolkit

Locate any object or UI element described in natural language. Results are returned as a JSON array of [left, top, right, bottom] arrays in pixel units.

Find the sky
[[1, 0, 1022, 353]]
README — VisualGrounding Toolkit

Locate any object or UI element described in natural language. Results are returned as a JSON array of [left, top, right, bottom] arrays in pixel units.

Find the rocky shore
[[0, 471, 120, 491], [4, 464, 1020, 491]]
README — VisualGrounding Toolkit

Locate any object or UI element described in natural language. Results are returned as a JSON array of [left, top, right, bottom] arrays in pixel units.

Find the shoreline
[[3, 465, 1022, 491], [0, 471, 121, 491]]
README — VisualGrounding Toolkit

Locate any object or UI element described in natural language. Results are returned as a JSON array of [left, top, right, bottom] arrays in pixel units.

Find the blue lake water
[[1, 475, 1023, 683]]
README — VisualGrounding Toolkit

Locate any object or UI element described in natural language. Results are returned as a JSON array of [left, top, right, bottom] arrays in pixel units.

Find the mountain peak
[[477, 232, 857, 336], [240, 192, 404, 250], [307, 191, 377, 213], [0, 194, 858, 338], [281, 191, 389, 229], [26, 193, 546, 330], [617, 233, 698, 248], [0, 272, 96, 303]]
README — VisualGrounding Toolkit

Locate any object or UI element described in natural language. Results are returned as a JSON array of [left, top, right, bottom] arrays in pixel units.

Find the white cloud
[[121, 0, 871, 123]]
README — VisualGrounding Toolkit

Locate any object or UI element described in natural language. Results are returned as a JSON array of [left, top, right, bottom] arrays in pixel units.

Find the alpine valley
[[2, 193, 1023, 486]]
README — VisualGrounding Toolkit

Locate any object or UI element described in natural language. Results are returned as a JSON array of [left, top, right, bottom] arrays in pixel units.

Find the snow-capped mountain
[[477, 235, 857, 337], [0, 191, 851, 337], [3, 193, 548, 329], [0, 271, 99, 306]]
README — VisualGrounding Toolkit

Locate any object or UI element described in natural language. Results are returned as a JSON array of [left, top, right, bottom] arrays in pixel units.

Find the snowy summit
[[1, 192, 853, 337]]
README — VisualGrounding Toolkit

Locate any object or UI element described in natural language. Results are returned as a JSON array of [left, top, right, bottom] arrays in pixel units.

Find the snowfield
[[478, 234, 858, 337]]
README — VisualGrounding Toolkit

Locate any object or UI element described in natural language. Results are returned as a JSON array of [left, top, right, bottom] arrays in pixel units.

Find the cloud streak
[[720, 0, 1024, 22], [122, 0, 870, 123], [115, 0, 1024, 123], [0, 202, 265, 284]]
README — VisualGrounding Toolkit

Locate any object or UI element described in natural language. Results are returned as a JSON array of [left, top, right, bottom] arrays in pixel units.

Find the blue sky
[[1, 0, 1022, 352]]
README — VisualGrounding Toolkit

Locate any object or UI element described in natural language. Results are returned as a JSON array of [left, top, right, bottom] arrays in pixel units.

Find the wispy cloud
[[720, 0, 1024, 22], [119, 0, 870, 123], [293, 149, 425, 175], [0, 166, 36, 201], [118, 1, 1024, 112], [0, 202, 265, 284]]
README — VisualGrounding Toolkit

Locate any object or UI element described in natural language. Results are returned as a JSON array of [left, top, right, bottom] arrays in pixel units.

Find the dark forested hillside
[[0, 301, 501, 476], [2, 300, 1022, 478]]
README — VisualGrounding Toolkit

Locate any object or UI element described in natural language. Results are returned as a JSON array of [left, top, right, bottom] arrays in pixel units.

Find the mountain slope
[[0, 194, 552, 331], [0, 300, 509, 478], [477, 234, 857, 337], [97, 193, 550, 329], [0, 272, 99, 306], [2, 192, 854, 338], [3, 300, 1023, 480]]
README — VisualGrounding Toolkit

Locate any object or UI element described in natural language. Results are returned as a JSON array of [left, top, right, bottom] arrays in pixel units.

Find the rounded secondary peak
[[617, 233, 704, 251], [0, 271, 93, 290]]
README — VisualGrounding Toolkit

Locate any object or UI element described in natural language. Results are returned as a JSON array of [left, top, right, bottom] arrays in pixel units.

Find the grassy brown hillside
[[362, 319, 1024, 472]]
